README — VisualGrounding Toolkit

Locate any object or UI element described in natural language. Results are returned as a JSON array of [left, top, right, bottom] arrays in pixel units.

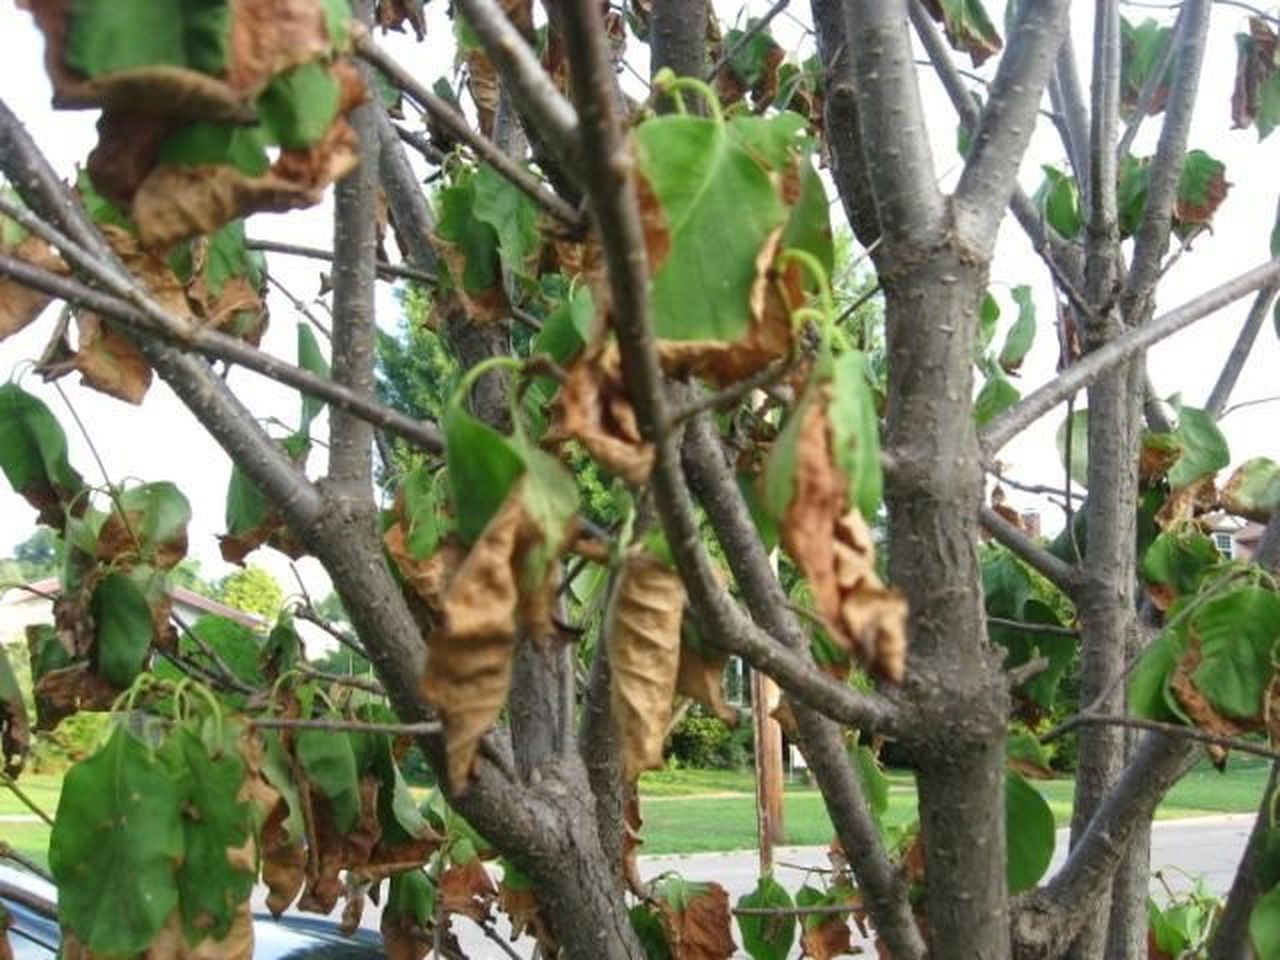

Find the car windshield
[[0, 864, 383, 959]]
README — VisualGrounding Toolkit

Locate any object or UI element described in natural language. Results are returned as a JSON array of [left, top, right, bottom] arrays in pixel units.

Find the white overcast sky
[[1, 1, 1277, 592]]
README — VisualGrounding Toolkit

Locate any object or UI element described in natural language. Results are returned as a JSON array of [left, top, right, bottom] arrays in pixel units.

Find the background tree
[[0, 1, 1279, 959]]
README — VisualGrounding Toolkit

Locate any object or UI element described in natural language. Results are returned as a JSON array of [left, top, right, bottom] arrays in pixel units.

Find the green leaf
[[1130, 620, 1190, 722], [257, 62, 341, 150], [114, 481, 192, 562], [1190, 587, 1280, 720], [50, 726, 184, 955], [736, 874, 796, 960], [76, 170, 134, 233], [473, 163, 540, 278], [263, 611, 301, 678], [1056, 408, 1089, 488], [296, 728, 361, 832], [1117, 154, 1151, 238], [1249, 884, 1280, 959], [436, 180, 502, 295], [723, 20, 783, 90], [779, 159, 834, 288], [975, 290, 1000, 357], [533, 283, 594, 364], [926, 0, 1004, 66], [1222, 457, 1280, 522], [793, 884, 849, 932], [183, 615, 264, 688], [1142, 526, 1220, 599], [64, 0, 232, 77], [1175, 150, 1229, 229], [829, 351, 882, 521], [91, 572, 153, 687], [998, 286, 1036, 374], [297, 323, 330, 434], [157, 122, 270, 176], [629, 903, 674, 960], [260, 730, 304, 842], [162, 727, 255, 941], [974, 371, 1020, 427], [386, 869, 436, 929], [1120, 17, 1174, 117], [204, 219, 264, 298], [1006, 728, 1054, 778], [1032, 166, 1083, 240], [319, 0, 350, 50], [852, 744, 889, 823], [1257, 71, 1280, 141], [726, 113, 809, 173], [1005, 771, 1054, 894], [443, 403, 525, 543], [0, 384, 84, 520], [398, 464, 450, 559], [1168, 406, 1229, 489], [634, 114, 786, 344], [516, 444, 580, 581]]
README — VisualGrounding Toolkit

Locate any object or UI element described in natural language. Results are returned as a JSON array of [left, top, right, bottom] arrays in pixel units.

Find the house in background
[[1203, 514, 1268, 562], [0, 577, 263, 650]]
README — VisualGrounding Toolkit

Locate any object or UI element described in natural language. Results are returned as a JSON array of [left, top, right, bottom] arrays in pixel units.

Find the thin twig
[[987, 617, 1078, 637], [1048, 714, 1280, 763], [1221, 394, 1280, 419], [667, 357, 798, 426], [0, 774, 55, 827], [251, 716, 441, 737], [355, 34, 580, 227], [706, 0, 791, 81], [171, 610, 260, 696], [299, 666, 385, 695], [249, 238, 438, 285], [733, 901, 856, 917], [478, 920, 525, 960]]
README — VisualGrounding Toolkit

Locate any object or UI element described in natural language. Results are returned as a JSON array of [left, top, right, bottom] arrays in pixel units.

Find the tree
[[216, 565, 285, 621], [1, 1, 1279, 958]]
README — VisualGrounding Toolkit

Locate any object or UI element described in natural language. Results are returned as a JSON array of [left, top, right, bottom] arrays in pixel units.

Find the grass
[[0, 758, 1271, 866]]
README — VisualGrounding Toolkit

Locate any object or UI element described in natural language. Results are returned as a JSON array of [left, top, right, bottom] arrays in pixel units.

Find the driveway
[[264, 814, 1256, 957]]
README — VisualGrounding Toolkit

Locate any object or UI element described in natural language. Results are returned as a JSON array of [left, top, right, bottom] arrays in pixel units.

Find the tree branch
[[954, 0, 1072, 249], [1121, 0, 1213, 319], [355, 34, 580, 226], [327, 42, 381, 490], [681, 414, 925, 959], [1055, 714, 1280, 763], [0, 253, 445, 454], [979, 505, 1085, 596], [1054, 34, 1092, 201], [981, 256, 1280, 455], [247, 238, 438, 285], [453, 0, 580, 165], [1204, 279, 1280, 417], [1115, 5, 1185, 161], [843, 0, 946, 244]]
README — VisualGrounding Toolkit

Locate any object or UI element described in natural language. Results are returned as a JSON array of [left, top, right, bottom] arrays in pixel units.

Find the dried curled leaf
[[1170, 643, 1255, 767], [548, 345, 654, 486], [376, 0, 426, 39], [607, 547, 686, 780], [261, 800, 306, 916], [440, 859, 497, 922], [782, 399, 906, 682], [653, 878, 735, 960], [0, 234, 65, 341], [298, 779, 382, 915], [676, 625, 737, 727], [422, 485, 546, 790], [32, 661, 118, 731], [0, 648, 29, 778], [1232, 17, 1279, 136]]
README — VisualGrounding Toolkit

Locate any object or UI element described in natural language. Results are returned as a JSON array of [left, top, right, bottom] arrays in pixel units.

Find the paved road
[[265, 814, 1255, 958]]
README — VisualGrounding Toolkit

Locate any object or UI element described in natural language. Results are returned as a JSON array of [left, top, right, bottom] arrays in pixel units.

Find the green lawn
[[1, 758, 1271, 866]]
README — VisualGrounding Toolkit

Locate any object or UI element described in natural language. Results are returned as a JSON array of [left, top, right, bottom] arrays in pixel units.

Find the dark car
[[0, 863, 384, 959]]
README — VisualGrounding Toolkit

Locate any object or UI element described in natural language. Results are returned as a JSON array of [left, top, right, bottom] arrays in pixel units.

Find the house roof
[[1, 577, 263, 630]]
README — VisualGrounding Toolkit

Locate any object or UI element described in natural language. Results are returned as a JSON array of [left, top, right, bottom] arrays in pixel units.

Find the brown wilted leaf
[[1170, 642, 1257, 766], [0, 655, 29, 778], [261, 800, 306, 916], [547, 346, 654, 486], [655, 881, 735, 960], [676, 647, 737, 727], [499, 884, 559, 955], [0, 235, 65, 341], [1232, 18, 1277, 130], [384, 522, 465, 614], [782, 399, 907, 682], [801, 915, 854, 960], [32, 662, 118, 731], [85, 113, 174, 207], [431, 241, 508, 325], [131, 63, 364, 246], [422, 491, 525, 790], [376, 0, 426, 39], [606, 547, 685, 780], [770, 697, 799, 741], [299, 779, 382, 915], [440, 859, 497, 922], [68, 314, 152, 407], [465, 50, 499, 139], [143, 903, 254, 959], [1140, 434, 1182, 487], [1154, 475, 1218, 530], [381, 911, 431, 960]]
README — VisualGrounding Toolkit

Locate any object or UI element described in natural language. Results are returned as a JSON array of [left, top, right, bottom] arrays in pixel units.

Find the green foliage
[[666, 707, 749, 769], [1005, 771, 1055, 893], [216, 565, 283, 621], [1168, 406, 1230, 489], [0, 384, 85, 522], [737, 874, 796, 960], [90, 572, 154, 687], [64, 0, 231, 77]]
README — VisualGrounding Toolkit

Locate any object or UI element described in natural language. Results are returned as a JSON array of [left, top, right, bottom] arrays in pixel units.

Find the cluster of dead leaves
[[1232, 17, 1278, 132], [385, 476, 574, 790], [19, 0, 363, 248], [781, 396, 906, 683]]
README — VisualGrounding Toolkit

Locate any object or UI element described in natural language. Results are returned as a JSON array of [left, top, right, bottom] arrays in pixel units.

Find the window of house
[[1214, 532, 1234, 558]]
